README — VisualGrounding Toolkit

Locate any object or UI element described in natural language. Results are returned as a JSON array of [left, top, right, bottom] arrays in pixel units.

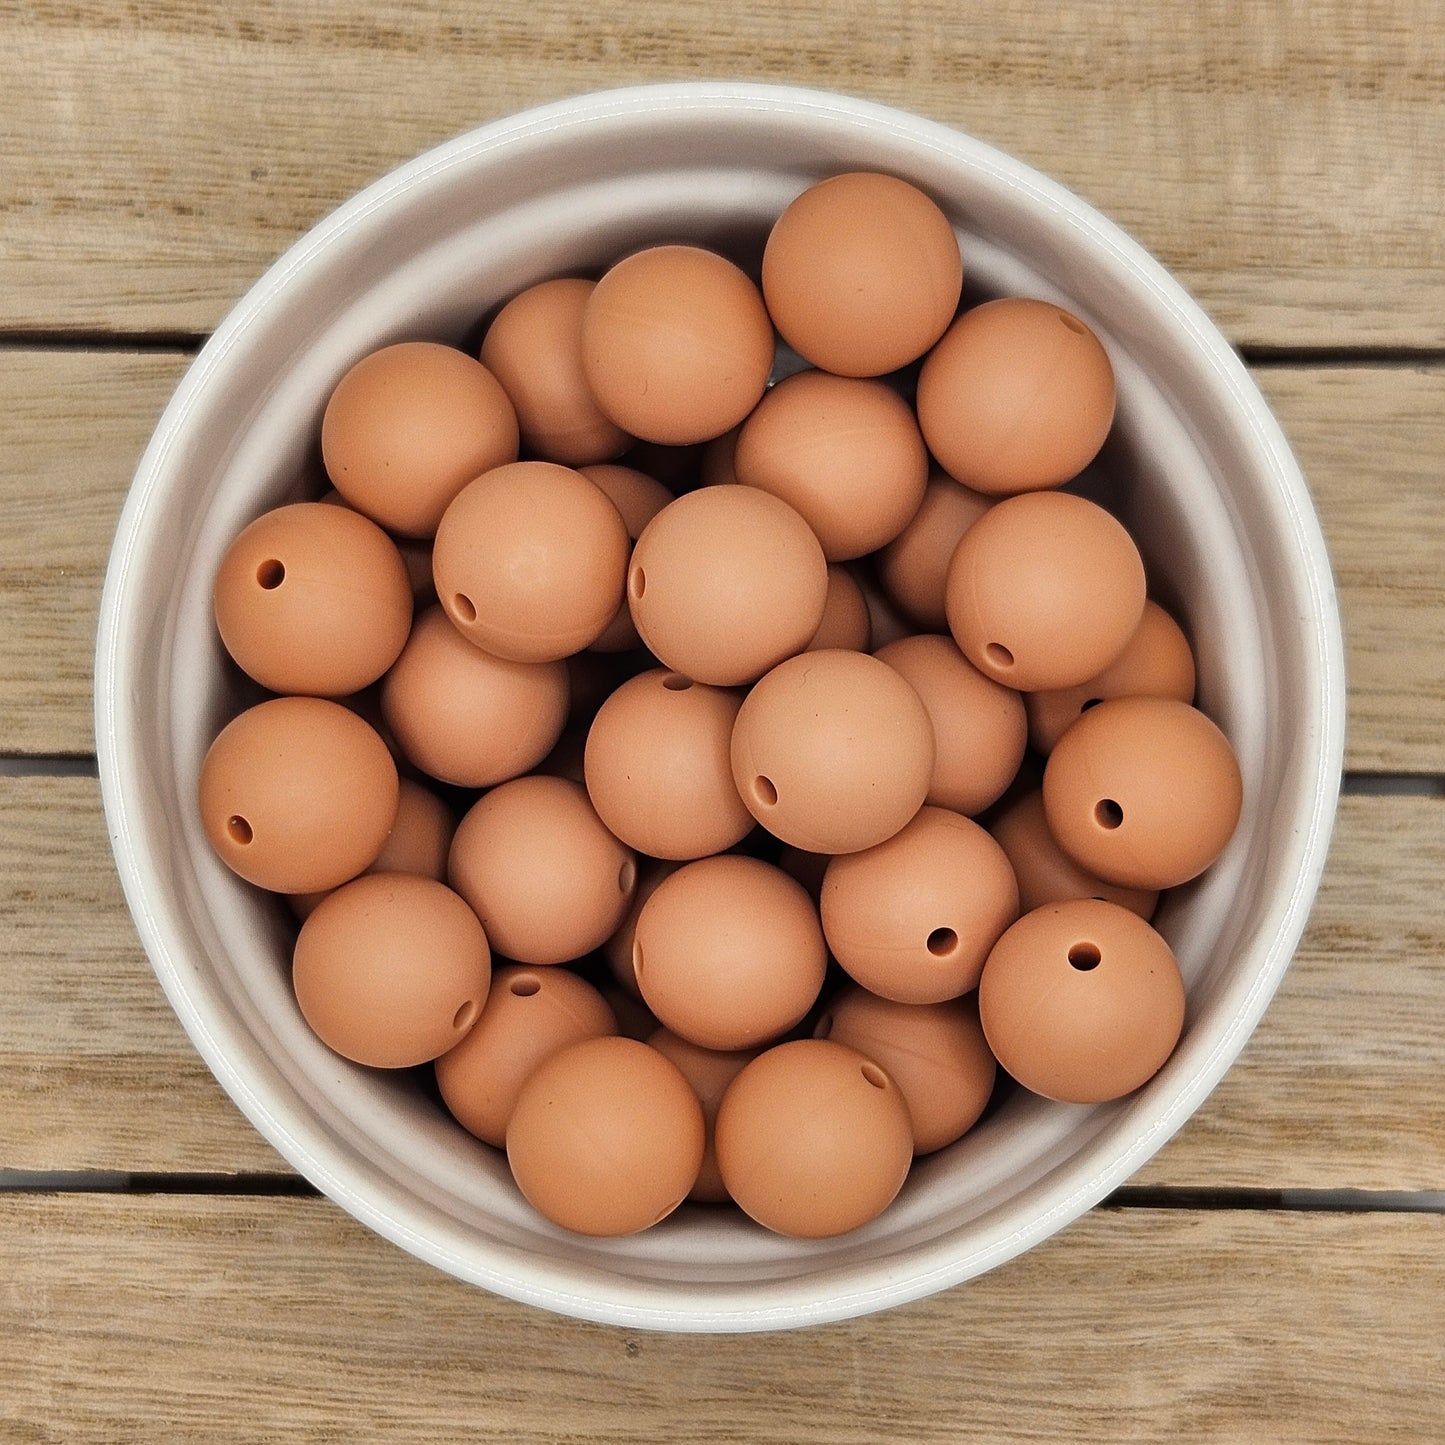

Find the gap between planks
[[4, 754, 1440, 796], [0, 1170, 1442, 1215], [6, 330, 1445, 368]]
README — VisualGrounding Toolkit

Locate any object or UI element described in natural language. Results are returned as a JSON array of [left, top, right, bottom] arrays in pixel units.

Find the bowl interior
[[97, 84, 1343, 1331]]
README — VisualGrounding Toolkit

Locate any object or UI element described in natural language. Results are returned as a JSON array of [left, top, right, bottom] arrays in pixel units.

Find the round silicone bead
[[448, 776, 637, 966], [874, 633, 1027, 817], [978, 898, 1186, 1104], [1042, 696, 1243, 890], [506, 1036, 704, 1236], [632, 855, 827, 1051], [1025, 599, 1197, 754], [944, 490, 1146, 691], [730, 649, 935, 854], [821, 806, 1019, 1003], [293, 873, 491, 1069], [436, 964, 617, 1146], [715, 1039, 914, 1238], [583, 669, 752, 860], [761, 172, 962, 378], [627, 486, 828, 687], [432, 461, 630, 663], [212, 502, 412, 698], [989, 788, 1159, 920], [816, 986, 997, 1154], [916, 298, 1115, 495], [646, 1028, 758, 1204]]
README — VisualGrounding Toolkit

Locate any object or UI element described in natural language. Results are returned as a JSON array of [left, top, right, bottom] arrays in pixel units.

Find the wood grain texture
[[1258, 366, 1445, 774], [2, 1, 1443, 344], [4, 351, 1442, 768], [0, 774, 285, 1172], [0, 1195, 1441, 1443], [4, 777, 1440, 1189], [0, 351, 189, 756]]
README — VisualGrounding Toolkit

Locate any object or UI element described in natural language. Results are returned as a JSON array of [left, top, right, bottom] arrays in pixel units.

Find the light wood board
[[1, 1194, 1440, 1443], [3, 352, 1442, 770], [3, 777, 1440, 1190], [2, 1, 1443, 346]]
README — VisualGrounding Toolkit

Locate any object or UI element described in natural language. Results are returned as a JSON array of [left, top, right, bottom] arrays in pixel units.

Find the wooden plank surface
[[5, 776, 1440, 1191], [2, 2, 1443, 346], [4, 351, 1442, 769], [1, 1194, 1440, 1443], [0, 351, 188, 757]]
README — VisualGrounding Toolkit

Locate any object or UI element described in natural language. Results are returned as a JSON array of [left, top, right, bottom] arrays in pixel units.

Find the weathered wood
[[0, 1195, 1440, 1443], [1257, 366, 1445, 774], [2, 1, 1443, 345], [3, 777, 1440, 1190], [0, 773, 284, 1172], [3, 351, 1441, 769], [0, 351, 189, 756]]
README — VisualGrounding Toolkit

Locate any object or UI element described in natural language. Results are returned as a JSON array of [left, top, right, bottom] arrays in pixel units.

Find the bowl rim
[[95, 79, 1347, 1332]]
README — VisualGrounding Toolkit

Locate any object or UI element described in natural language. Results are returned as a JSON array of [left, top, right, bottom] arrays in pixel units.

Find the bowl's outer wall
[[95, 83, 1345, 1332]]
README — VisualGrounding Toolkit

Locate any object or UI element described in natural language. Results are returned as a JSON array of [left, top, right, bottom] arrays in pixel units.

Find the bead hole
[[255, 559, 285, 589], [453, 593, 476, 623], [226, 815, 253, 845], [629, 567, 646, 601], [661, 673, 693, 691], [1059, 312, 1088, 335], [860, 1063, 888, 1089], [985, 642, 1014, 668], [453, 999, 480, 1031], [753, 776, 778, 807], [1095, 799, 1124, 829], [618, 858, 637, 893], [1080, 697, 1103, 714], [926, 927, 958, 957], [509, 975, 541, 998], [1068, 943, 1102, 971]]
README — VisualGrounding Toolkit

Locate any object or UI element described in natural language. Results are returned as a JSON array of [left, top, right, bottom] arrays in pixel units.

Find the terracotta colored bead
[[816, 986, 997, 1154], [583, 669, 752, 860], [916, 298, 1115, 495], [1025, 599, 1197, 754], [945, 491, 1146, 691], [380, 606, 568, 789], [806, 566, 872, 653], [479, 277, 632, 465], [436, 964, 617, 1146], [293, 873, 491, 1069], [734, 370, 929, 561], [762, 172, 962, 378], [647, 1028, 758, 1203], [989, 788, 1158, 920], [433, 461, 630, 663], [213, 502, 412, 697], [978, 899, 1185, 1104], [821, 806, 1019, 1003], [321, 341, 518, 537], [875, 469, 993, 631], [582, 245, 774, 445], [731, 649, 935, 854], [715, 1039, 914, 1238], [628, 486, 828, 687], [506, 1036, 705, 1236], [199, 697, 398, 895], [1042, 696, 1243, 890], [449, 776, 637, 966], [632, 856, 826, 1051], [874, 633, 1027, 817]]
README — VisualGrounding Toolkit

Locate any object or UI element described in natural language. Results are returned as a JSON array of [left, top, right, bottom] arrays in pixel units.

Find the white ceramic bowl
[[96, 82, 1345, 1332]]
